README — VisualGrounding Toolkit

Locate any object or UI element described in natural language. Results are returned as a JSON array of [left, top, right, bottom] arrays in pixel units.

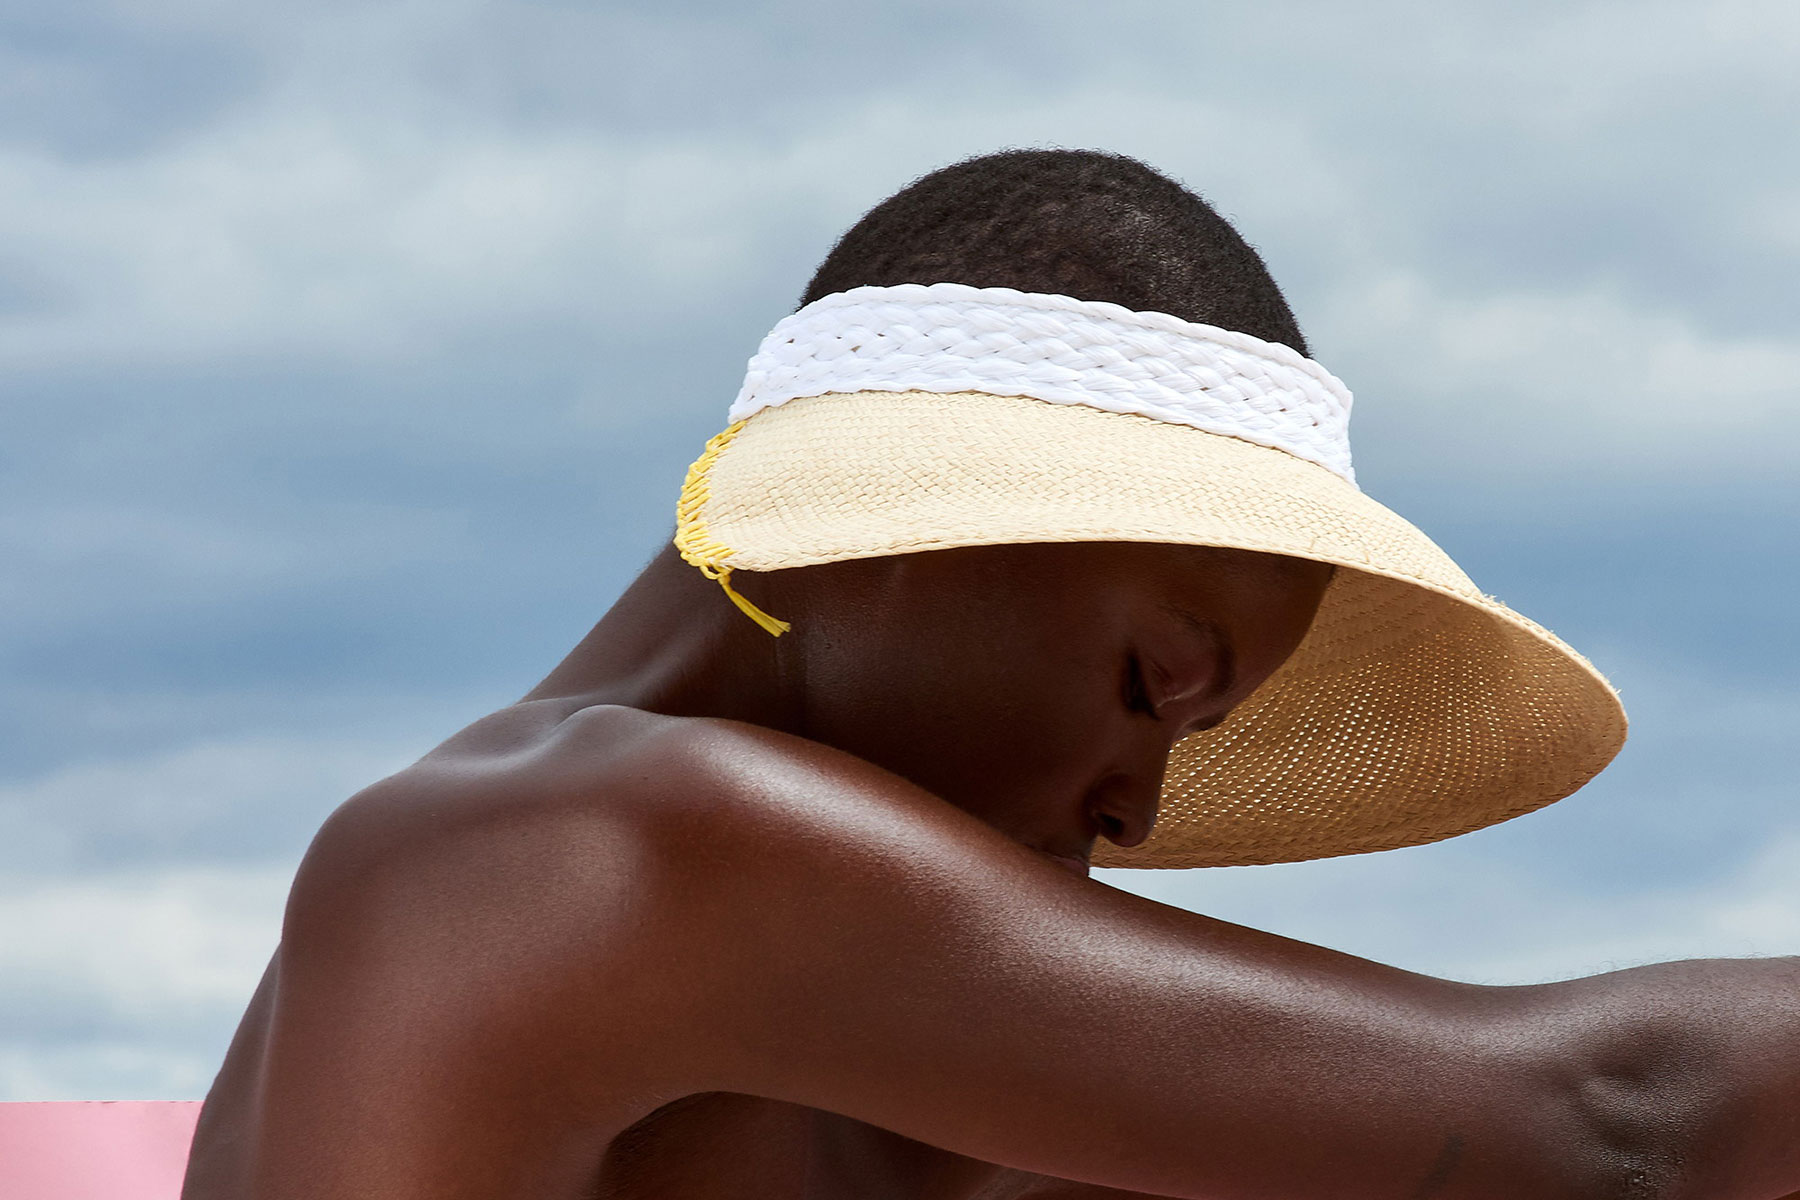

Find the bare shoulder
[[192, 702, 951, 1199], [267, 694, 1098, 1116], [275, 698, 984, 1060], [287, 699, 965, 917], [278, 701, 864, 968]]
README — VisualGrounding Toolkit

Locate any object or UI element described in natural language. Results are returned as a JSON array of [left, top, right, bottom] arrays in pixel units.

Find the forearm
[[1530, 955, 1800, 1200]]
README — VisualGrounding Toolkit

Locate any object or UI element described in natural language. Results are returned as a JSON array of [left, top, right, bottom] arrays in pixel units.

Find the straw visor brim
[[681, 389, 1627, 869]]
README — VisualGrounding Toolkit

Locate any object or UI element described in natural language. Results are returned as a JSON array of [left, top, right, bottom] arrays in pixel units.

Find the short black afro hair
[[800, 148, 1307, 355]]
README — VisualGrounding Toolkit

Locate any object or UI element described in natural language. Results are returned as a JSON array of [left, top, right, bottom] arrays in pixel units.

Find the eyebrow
[[1163, 604, 1238, 699]]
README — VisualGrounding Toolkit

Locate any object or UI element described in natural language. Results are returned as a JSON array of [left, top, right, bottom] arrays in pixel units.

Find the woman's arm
[[200, 712, 1800, 1200], [639, 720, 1800, 1199]]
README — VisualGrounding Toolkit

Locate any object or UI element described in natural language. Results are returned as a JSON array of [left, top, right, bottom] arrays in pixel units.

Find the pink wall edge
[[0, 1101, 202, 1200]]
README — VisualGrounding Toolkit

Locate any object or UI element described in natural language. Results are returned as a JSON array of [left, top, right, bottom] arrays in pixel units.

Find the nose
[[1084, 770, 1163, 849]]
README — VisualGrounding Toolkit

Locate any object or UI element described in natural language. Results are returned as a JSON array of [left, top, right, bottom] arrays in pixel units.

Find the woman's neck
[[522, 542, 806, 736]]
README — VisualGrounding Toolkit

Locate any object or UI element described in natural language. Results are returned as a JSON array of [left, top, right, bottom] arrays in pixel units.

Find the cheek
[[806, 632, 1120, 812]]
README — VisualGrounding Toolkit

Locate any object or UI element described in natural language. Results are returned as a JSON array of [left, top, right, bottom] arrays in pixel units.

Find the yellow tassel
[[673, 419, 792, 637], [714, 567, 792, 636]]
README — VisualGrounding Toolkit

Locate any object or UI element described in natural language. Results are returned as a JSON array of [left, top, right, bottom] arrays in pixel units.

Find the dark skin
[[183, 539, 1800, 1200]]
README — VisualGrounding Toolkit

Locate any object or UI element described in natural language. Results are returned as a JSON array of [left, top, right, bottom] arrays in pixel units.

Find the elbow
[[1534, 1022, 1720, 1200], [1558, 1070, 1689, 1200], [1467, 961, 1797, 1200]]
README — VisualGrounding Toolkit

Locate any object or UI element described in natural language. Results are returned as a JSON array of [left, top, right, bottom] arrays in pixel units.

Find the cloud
[[2, 34, 1790, 490], [0, 4, 259, 160], [0, 117, 640, 369], [0, 864, 288, 1100], [0, 498, 476, 631], [1323, 270, 1800, 489], [0, 732, 418, 872]]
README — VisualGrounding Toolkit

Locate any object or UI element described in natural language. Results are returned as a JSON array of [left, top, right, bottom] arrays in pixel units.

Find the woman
[[182, 150, 1800, 1199]]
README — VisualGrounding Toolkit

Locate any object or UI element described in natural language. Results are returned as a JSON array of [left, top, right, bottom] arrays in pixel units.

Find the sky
[[1, 0, 1796, 1100]]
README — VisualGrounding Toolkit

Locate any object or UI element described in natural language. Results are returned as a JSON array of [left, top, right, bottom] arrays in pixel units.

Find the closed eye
[[1123, 653, 1158, 718]]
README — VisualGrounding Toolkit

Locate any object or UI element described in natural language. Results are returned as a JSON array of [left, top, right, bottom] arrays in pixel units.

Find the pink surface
[[0, 1102, 201, 1200]]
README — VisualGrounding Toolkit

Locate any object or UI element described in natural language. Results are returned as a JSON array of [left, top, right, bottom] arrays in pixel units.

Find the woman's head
[[691, 152, 1332, 867], [659, 147, 1626, 869], [800, 148, 1309, 354], [758, 542, 1334, 871]]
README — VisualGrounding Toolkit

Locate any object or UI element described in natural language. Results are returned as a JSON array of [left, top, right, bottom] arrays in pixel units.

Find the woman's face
[[782, 542, 1335, 873]]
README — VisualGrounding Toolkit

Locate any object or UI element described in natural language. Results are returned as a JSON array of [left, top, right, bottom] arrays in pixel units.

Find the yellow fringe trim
[[674, 419, 792, 637]]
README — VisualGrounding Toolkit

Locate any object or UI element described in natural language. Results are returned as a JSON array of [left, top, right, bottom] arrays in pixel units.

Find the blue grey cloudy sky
[[1, 0, 1796, 1100]]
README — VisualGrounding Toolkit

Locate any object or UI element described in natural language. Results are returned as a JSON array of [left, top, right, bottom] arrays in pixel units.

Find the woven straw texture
[[680, 389, 1627, 869]]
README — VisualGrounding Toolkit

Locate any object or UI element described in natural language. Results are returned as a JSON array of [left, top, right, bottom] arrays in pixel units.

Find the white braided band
[[731, 282, 1356, 484]]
